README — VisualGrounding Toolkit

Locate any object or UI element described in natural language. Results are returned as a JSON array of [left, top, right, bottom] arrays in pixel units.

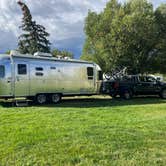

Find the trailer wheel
[[51, 94, 61, 103], [36, 94, 47, 104]]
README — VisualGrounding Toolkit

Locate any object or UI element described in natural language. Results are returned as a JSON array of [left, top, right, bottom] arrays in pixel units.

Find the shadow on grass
[[50, 96, 166, 108], [1, 96, 165, 108]]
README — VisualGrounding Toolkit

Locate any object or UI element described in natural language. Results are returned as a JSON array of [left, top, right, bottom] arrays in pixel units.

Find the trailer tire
[[36, 94, 47, 104], [51, 94, 61, 104]]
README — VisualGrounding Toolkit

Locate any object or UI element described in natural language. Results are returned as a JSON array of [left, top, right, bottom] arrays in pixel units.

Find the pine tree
[[17, 1, 51, 54]]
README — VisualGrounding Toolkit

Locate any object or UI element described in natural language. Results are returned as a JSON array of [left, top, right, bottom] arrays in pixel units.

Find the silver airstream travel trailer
[[0, 51, 103, 104]]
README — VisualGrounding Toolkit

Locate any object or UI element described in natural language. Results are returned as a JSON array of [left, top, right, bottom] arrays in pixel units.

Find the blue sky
[[0, 0, 165, 58]]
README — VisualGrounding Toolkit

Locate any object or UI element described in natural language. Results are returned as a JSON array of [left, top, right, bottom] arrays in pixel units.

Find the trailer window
[[36, 72, 44, 76], [0, 65, 5, 78], [18, 64, 27, 75], [36, 67, 43, 71], [98, 71, 103, 80], [87, 67, 94, 80], [50, 67, 56, 70]]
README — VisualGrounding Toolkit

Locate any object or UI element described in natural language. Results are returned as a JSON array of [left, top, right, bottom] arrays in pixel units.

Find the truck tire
[[123, 90, 133, 100], [36, 94, 47, 104], [51, 94, 61, 103], [160, 89, 166, 99], [110, 93, 118, 99]]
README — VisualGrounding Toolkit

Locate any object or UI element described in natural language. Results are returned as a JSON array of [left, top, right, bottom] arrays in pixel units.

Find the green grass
[[0, 96, 166, 165]]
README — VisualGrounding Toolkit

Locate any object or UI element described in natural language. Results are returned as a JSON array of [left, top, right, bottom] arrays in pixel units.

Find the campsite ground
[[0, 96, 166, 165]]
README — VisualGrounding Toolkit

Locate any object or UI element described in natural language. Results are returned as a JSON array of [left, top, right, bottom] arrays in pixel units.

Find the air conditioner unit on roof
[[34, 52, 53, 57]]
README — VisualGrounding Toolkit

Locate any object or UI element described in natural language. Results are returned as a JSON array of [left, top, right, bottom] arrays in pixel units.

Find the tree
[[52, 49, 74, 58], [81, 0, 166, 74], [116, 0, 158, 74], [154, 4, 166, 73], [18, 1, 51, 54], [81, 0, 123, 72]]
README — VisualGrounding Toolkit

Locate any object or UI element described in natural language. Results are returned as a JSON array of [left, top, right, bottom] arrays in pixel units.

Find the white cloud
[[0, 0, 109, 55], [0, 0, 165, 56], [149, 0, 166, 8]]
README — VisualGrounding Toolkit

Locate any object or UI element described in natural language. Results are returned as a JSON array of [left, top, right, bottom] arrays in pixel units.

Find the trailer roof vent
[[56, 55, 72, 60], [64, 56, 72, 60], [57, 55, 63, 59], [34, 52, 53, 57]]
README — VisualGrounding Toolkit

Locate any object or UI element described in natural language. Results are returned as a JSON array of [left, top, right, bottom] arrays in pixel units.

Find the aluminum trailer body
[[0, 52, 102, 103]]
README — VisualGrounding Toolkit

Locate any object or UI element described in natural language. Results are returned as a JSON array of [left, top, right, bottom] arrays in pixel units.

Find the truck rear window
[[0, 65, 5, 78]]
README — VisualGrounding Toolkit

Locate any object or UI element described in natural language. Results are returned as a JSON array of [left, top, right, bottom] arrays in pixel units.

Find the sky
[[0, 0, 165, 58]]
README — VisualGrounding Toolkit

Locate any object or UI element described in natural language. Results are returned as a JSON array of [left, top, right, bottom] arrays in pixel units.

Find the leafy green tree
[[154, 4, 166, 73], [81, 0, 166, 74], [81, 0, 122, 72], [116, 0, 158, 74], [18, 1, 51, 54], [52, 49, 73, 58]]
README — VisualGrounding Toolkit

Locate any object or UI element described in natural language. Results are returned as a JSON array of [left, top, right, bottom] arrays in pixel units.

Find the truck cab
[[133, 75, 162, 95]]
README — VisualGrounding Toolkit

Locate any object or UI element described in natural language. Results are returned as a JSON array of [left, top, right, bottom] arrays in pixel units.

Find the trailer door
[[14, 63, 30, 97], [0, 64, 12, 96], [87, 67, 95, 93]]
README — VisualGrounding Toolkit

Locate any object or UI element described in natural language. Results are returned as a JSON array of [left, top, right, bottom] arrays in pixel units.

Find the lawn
[[0, 96, 166, 166]]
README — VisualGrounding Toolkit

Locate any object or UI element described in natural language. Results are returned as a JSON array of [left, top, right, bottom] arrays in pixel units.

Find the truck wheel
[[51, 94, 61, 103], [110, 93, 118, 99], [160, 89, 166, 99], [36, 94, 47, 104], [123, 90, 132, 100]]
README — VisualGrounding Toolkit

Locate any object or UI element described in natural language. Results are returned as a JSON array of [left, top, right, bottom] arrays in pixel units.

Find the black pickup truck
[[103, 75, 166, 99]]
